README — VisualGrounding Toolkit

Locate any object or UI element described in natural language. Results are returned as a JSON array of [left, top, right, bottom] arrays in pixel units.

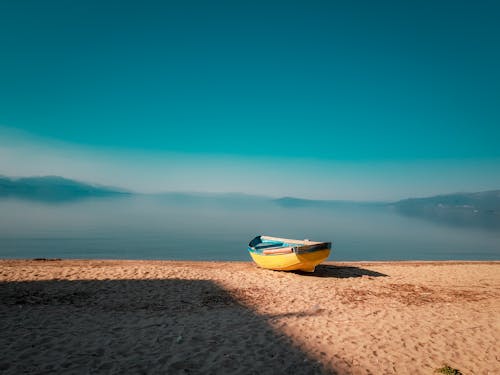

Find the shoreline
[[1, 259, 499, 374], [2, 258, 500, 264]]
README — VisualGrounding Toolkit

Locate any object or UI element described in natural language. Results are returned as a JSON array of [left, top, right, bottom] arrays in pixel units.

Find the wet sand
[[0, 260, 499, 374]]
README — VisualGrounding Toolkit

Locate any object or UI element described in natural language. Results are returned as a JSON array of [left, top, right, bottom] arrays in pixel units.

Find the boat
[[248, 235, 332, 272]]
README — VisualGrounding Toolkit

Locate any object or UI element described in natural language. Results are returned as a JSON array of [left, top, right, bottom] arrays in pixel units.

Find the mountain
[[0, 176, 130, 202], [273, 196, 385, 208], [274, 197, 339, 207], [392, 190, 500, 229], [393, 190, 500, 213]]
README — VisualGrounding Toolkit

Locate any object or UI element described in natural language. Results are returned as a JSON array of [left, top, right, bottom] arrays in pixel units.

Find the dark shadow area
[[0, 279, 337, 374], [32, 258, 62, 262], [294, 265, 387, 278]]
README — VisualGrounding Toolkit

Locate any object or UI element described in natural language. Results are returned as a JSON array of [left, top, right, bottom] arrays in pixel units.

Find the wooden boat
[[248, 235, 332, 272]]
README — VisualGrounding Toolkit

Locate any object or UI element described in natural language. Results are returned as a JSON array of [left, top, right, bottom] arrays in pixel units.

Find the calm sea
[[0, 195, 499, 261]]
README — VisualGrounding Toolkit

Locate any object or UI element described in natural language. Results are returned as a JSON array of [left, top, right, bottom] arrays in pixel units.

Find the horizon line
[[2, 174, 499, 204]]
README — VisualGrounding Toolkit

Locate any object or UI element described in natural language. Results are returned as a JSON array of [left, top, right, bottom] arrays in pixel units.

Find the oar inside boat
[[262, 247, 294, 255]]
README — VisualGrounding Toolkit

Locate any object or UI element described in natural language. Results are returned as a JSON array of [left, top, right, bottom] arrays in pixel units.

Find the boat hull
[[249, 248, 330, 272]]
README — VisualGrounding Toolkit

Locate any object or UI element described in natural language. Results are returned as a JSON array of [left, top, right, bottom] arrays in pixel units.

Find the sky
[[1, 1, 499, 200]]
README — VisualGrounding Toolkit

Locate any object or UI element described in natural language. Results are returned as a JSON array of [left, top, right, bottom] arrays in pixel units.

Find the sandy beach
[[0, 260, 498, 374]]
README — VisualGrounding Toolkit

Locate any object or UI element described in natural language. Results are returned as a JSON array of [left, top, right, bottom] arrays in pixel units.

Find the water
[[0, 195, 499, 261]]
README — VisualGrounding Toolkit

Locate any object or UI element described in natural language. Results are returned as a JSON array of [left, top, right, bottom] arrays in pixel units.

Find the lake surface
[[0, 195, 499, 261]]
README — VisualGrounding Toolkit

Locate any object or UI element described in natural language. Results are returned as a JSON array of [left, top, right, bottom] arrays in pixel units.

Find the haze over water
[[1, 196, 498, 261]]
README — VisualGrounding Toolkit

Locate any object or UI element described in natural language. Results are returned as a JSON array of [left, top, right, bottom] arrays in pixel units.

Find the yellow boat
[[248, 235, 332, 272]]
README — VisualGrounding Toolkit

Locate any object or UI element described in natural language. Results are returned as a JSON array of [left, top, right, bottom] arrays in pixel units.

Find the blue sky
[[1, 1, 499, 199]]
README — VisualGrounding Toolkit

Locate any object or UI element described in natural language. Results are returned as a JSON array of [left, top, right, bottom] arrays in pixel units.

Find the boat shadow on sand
[[0, 278, 344, 375], [294, 264, 387, 278]]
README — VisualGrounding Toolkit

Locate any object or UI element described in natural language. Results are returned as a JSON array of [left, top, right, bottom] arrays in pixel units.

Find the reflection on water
[[0, 196, 499, 260]]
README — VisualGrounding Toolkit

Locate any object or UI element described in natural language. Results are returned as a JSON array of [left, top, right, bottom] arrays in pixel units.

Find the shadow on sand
[[0, 278, 338, 374], [294, 264, 387, 278]]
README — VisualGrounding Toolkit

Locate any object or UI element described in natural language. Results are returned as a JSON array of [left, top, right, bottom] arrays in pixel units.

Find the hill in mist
[[392, 190, 500, 229], [393, 190, 500, 213], [273, 196, 384, 208], [0, 176, 129, 202]]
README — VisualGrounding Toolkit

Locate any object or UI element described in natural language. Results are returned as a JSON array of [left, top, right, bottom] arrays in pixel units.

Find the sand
[[0, 260, 499, 374]]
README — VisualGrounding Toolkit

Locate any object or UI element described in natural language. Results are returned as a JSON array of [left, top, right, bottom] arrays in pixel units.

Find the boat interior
[[250, 240, 296, 255], [253, 240, 291, 251]]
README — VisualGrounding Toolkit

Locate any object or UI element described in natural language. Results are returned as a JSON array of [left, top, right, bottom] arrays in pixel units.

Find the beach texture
[[0, 260, 499, 374]]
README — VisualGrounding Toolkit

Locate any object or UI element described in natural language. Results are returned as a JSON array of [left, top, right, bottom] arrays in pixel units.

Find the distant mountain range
[[1, 176, 499, 219], [0, 176, 130, 202]]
